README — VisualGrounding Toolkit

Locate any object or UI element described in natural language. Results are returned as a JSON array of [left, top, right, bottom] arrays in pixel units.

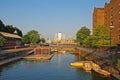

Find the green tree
[[83, 35, 93, 47], [0, 20, 5, 31], [5, 25, 23, 37], [76, 26, 90, 45], [14, 27, 23, 37], [92, 25, 111, 47], [22, 35, 29, 43], [5, 25, 15, 33], [40, 38, 46, 43], [116, 60, 120, 71], [22, 30, 40, 44]]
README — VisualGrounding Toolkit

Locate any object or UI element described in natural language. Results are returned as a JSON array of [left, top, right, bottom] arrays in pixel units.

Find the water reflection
[[56, 53, 61, 67], [0, 54, 115, 80], [91, 71, 115, 80], [75, 69, 92, 80]]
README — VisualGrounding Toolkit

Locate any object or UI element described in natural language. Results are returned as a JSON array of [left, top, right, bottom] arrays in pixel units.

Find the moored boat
[[70, 61, 110, 77], [70, 61, 83, 68]]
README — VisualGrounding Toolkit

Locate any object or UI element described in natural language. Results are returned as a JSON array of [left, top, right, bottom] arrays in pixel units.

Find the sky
[[0, 0, 110, 39]]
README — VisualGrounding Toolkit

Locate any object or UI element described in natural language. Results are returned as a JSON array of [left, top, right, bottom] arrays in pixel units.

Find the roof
[[0, 32, 22, 39]]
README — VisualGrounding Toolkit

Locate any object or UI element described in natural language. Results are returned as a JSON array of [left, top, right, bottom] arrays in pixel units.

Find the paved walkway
[[0, 47, 34, 66], [0, 47, 34, 54]]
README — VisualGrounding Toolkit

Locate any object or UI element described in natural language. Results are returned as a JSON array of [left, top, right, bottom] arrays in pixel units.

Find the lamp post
[[110, 26, 114, 51], [110, 26, 114, 65]]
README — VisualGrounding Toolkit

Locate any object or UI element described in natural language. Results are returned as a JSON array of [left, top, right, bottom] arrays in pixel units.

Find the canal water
[[0, 54, 113, 80]]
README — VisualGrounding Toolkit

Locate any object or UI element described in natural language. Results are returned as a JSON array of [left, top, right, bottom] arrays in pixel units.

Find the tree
[[0, 20, 23, 37], [22, 35, 29, 43], [83, 35, 93, 47], [116, 60, 120, 71], [14, 27, 23, 37], [5, 25, 15, 33], [22, 30, 40, 44], [91, 25, 111, 47], [5, 25, 23, 37], [0, 20, 5, 32], [76, 26, 90, 45], [40, 38, 46, 43]]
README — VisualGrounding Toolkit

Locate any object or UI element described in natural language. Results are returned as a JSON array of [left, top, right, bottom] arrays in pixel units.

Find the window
[[119, 35, 120, 39], [110, 21, 114, 26], [119, 3, 120, 6], [119, 28, 120, 32], [110, 15, 113, 19], [111, 7, 114, 12], [105, 12, 107, 15]]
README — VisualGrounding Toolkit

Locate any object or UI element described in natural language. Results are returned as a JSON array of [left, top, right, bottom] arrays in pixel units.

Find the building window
[[105, 12, 107, 15], [119, 3, 120, 6], [119, 35, 120, 39], [110, 15, 113, 19], [111, 7, 114, 12], [110, 21, 114, 26], [119, 28, 120, 32]]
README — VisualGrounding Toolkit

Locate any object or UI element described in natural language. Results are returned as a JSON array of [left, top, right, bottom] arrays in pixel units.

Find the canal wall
[[0, 47, 34, 66], [77, 47, 120, 80]]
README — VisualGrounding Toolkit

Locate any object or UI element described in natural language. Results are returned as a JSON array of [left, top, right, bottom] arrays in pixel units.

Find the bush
[[116, 60, 120, 71]]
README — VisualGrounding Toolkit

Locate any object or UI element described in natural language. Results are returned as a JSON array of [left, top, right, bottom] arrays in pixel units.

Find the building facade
[[93, 0, 120, 45], [0, 32, 22, 49], [93, 7, 105, 34]]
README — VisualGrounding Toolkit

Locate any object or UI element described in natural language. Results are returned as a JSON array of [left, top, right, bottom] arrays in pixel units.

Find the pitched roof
[[0, 32, 22, 39]]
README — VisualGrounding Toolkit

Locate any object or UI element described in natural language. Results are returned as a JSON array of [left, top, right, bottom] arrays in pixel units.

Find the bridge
[[50, 44, 77, 53]]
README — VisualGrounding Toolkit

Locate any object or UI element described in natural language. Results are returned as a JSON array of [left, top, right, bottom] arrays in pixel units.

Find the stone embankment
[[77, 47, 120, 80], [0, 47, 34, 66]]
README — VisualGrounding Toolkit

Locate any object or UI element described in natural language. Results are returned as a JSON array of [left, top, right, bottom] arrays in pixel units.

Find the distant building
[[46, 38, 52, 44], [92, 0, 120, 45], [54, 32, 65, 42]]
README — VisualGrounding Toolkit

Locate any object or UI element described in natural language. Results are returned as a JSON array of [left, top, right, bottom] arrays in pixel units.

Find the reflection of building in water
[[56, 54, 61, 67]]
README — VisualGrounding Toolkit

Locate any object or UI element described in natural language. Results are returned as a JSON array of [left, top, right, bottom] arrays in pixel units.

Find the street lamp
[[110, 26, 114, 50], [109, 26, 115, 65]]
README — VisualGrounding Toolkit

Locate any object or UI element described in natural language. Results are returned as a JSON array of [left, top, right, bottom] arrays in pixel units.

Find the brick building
[[93, 0, 120, 45], [0, 32, 22, 49], [93, 7, 105, 34]]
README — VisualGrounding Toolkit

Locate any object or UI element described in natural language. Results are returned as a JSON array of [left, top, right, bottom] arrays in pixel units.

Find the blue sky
[[0, 0, 110, 39]]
